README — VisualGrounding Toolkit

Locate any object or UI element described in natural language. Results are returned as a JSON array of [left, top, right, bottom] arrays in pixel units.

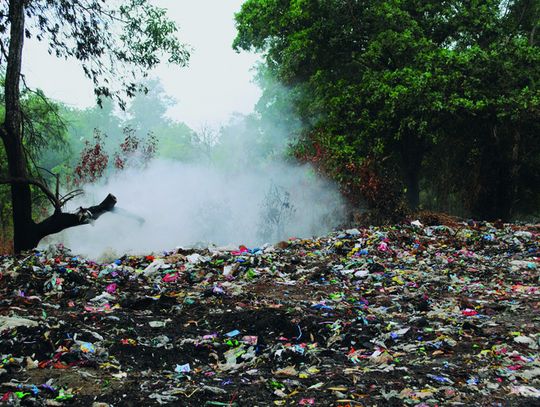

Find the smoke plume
[[44, 155, 346, 260], [43, 89, 347, 259]]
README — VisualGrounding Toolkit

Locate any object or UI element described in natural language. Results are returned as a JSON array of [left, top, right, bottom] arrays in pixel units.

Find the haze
[[22, 0, 261, 130]]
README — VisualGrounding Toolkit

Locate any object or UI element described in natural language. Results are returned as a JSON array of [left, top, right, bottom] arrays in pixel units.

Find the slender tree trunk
[[405, 168, 420, 210], [506, 129, 521, 219], [1, 0, 38, 252], [401, 133, 423, 210]]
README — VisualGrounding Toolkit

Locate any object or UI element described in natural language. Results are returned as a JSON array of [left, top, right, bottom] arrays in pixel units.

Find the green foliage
[[125, 78, 174, 134], [49, 78, 197, 174], [155, 122, 195, 161], [61, 99, 122, 157], [0, 81, 68, 161], [10, 0, 191, 108], [234, 0, 540, 220]]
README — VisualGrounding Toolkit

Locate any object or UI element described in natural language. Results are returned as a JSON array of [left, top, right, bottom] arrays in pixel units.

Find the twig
[[0, 177, 61, 209]]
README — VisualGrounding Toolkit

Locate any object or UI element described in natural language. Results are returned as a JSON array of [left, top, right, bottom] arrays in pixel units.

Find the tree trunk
[[2, 0, 35, 253], [401, 133, 423, 211], [405, 167, 420, 210], [36, 194, 117, 237], [34, 193, 118, 248], [509, 130, 521, 216]]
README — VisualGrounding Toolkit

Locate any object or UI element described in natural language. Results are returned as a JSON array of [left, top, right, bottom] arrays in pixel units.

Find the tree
[[121, 77, 196, 162], [0, 78, 71, 251], [155, 121, 196, 161], [416, 0, 540, 219], [0, 0, 190, 252], [192, 123, 219, 162], [233, 0, 447, 210], [125, 78, 175, 135], [71, 126, 158, 187], [61, 98, 123, 159], [234, 0, 540, 220]]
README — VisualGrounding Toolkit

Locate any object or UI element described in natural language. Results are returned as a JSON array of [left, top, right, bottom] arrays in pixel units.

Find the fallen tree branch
[[36, 193, 117, 238]]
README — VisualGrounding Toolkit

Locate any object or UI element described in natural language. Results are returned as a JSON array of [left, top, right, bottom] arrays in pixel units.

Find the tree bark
[[405, 167, 420, 210], [34, 194, 117, 249], [400, 133, 423, 210], [2, 0, 34, 253]]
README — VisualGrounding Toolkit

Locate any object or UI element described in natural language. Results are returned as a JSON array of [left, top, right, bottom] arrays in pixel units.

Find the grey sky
[[22, 0, 261, 130]]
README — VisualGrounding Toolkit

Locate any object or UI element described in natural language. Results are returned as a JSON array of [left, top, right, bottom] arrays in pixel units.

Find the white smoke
[[44, 159, 346, 259]]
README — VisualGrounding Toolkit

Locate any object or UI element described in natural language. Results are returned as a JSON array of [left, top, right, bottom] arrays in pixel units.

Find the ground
[[1, 222, 540, 406]]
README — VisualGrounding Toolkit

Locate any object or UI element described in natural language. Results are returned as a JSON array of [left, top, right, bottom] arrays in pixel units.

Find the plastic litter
[[0, 221, 538, 405], [0, 316, 38, 332]]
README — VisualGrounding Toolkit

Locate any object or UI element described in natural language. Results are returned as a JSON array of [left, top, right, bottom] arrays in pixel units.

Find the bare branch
[[35, 166, 56, 178], [76, 0, 129, 24], [60, 189, 85, 206], [0, 38, 8, 64], [23, 144, 59, 206], [20, 74, 67, 133], [0, 177, 61, 209]]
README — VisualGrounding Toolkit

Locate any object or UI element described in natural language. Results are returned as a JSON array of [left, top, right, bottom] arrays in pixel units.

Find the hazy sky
[[22, 1, 262, 130]]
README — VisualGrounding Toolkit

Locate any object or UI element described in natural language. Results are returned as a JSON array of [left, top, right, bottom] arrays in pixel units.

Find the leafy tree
[[61, 99, 123, 159], [73, 130, 109, 186], [0, 0, 190, 252], [121, 78, 196, 162], [125, 78, 175, 135], [72, 126, 158, 187], [154, 121, 196, 161], [60, 78, 195, 179], [113, 127, 157, 171], [234, 0, 540, 220]]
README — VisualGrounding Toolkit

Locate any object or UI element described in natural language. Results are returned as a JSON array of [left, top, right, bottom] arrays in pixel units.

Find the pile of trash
[[1, 221, 539, 406]]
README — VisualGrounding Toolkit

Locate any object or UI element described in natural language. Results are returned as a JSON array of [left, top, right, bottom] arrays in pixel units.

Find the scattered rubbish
[[78, 341, 96, 354], [0, 316, 38, 332], [514, 335, 538, 349], [175, 363, 191, 374], [149, 320, 170, 328], [225, 330, 241, 338], [511, 386, 540, 398], [0, 222, 539, 405]]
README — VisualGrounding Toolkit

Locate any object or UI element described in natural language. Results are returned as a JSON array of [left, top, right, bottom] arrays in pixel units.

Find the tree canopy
[[234, 0, 540, 220], [2, 0, 191, 106]]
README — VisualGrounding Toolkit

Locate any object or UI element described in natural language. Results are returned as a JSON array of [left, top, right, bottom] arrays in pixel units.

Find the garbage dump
[[1, 221, 539, 406]]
